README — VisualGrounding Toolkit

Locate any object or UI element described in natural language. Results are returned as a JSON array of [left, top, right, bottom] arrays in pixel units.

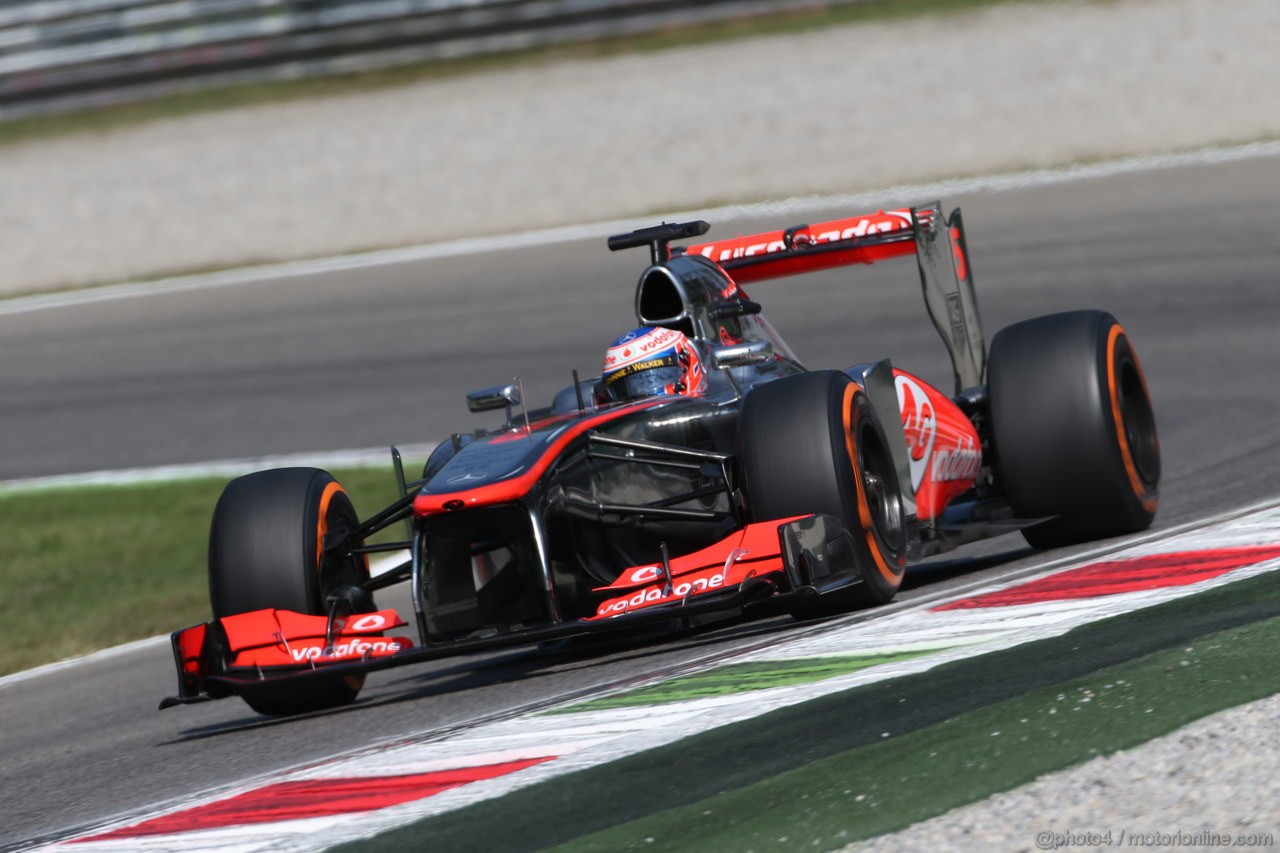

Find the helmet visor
[[606, 363, 683, 400]]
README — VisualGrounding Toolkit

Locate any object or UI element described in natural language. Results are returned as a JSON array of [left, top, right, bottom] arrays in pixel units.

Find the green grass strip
[[560, 615, 1280, 851], [551, 650, 944, 713], [0, 466, 406, 675], [334, 567, 1280, 853]]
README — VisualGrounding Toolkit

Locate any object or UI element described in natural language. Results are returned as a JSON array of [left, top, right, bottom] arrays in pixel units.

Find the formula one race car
[[162, 202, 1160, 715]]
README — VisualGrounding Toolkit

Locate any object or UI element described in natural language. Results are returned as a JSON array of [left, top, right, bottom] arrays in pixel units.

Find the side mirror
[[467, 383, 521, 413], [712, 340, 773, 369]]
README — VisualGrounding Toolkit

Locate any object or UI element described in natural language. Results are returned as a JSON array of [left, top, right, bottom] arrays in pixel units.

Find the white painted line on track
[[0, 444, 439, 493], [2, 140, 1278, 319], [0, 634, 171, 691]]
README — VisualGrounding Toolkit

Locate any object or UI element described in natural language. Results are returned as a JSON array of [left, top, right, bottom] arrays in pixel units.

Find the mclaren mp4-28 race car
[[162, 202, 1161, 716]]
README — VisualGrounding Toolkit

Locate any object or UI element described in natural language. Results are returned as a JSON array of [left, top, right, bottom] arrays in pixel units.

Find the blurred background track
[[1, 0, 1277, 296], [0, 0, 881, 121]]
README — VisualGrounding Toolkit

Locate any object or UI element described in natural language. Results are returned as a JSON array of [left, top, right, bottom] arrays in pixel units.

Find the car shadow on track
[[900, 546, 1036, 591]]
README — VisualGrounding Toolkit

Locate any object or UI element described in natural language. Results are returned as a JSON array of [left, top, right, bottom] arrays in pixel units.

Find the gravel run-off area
[[1, 0, 1278, 295], [850, 691, 1280, 852], [4, 0, 1280, 846]]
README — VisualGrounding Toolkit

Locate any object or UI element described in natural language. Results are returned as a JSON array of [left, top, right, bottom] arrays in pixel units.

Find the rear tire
[[739, 370, 906, 618], [987, 310, 1160, 549], [209, 467, 372, 715]]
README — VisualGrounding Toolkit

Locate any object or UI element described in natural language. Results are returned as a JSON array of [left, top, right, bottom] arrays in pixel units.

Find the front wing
[[161, 513, 862, 708]]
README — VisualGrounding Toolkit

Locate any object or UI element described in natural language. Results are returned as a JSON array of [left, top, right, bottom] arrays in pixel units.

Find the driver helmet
[[601, 326, 705, 402]]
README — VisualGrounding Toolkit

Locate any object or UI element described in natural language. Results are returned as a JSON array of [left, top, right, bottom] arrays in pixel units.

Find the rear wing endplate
[[914, 204, 986, 393], [679, 203, 986, 394]]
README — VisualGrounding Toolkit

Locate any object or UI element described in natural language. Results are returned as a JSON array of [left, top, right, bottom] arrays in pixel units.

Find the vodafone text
[[289, 639, 405, 662], [598, 570, 728, 615], [932, 440, 982, 482]]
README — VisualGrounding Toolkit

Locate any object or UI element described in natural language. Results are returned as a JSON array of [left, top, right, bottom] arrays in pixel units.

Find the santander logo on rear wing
[[677, 208, 922, 283]]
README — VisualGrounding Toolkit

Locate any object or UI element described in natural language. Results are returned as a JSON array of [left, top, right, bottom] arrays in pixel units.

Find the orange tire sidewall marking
[[1106, 324, 1158, 513], [842, 384, 901, 584], [314, 480, 372, 690], [315, 480, 345, 566]]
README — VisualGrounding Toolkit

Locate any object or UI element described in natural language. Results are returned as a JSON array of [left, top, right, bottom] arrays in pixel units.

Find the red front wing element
[[218, 608, 414, 668], [589, 517, 807, 619], [171, 608, 414, 696]]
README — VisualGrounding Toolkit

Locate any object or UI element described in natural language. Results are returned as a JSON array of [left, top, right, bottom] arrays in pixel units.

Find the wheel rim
[[316, 492, 371, 603], [1118, 358, 1160, 487], [858, 422, 904, 551]]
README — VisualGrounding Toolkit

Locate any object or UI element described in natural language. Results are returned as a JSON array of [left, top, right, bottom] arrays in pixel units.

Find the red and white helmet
[[601, 326, 705, 401]]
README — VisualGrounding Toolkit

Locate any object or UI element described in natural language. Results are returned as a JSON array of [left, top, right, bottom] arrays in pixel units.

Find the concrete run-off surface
[[2, 0, 1278, 295]]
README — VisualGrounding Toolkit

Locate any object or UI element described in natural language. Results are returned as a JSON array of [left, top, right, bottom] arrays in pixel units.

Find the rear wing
[[677, 203, 987, 394]]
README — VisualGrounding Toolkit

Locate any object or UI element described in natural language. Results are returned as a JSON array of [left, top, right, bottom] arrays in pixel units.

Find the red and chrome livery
[[163, 201, 1160, 716]]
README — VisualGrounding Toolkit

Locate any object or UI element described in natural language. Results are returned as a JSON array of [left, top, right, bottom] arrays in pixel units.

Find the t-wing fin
[[678, 203, 985, 394]]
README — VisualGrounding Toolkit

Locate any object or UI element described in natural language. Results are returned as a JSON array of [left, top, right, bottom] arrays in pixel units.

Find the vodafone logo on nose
[[596, 569, 729, 616], [289, 638, 405, 663]]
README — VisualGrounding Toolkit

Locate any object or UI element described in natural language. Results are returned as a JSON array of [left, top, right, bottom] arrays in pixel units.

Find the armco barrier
[[0, 0, 866, 120]]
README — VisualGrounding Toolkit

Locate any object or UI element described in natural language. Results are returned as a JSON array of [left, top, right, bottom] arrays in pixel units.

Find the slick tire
[[209, 467, 371, 716], [987, 310, 1160, 549], [739, 370, 906, 618]]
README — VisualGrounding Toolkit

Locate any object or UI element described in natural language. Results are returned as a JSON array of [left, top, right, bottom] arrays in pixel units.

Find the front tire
[[987, 310, 1160, 549], [739, 370, 906, 618], [209, 467, 372, 715]]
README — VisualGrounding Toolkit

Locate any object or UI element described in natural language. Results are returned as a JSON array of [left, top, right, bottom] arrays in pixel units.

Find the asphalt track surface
[[2, 153, 1279, 847]]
